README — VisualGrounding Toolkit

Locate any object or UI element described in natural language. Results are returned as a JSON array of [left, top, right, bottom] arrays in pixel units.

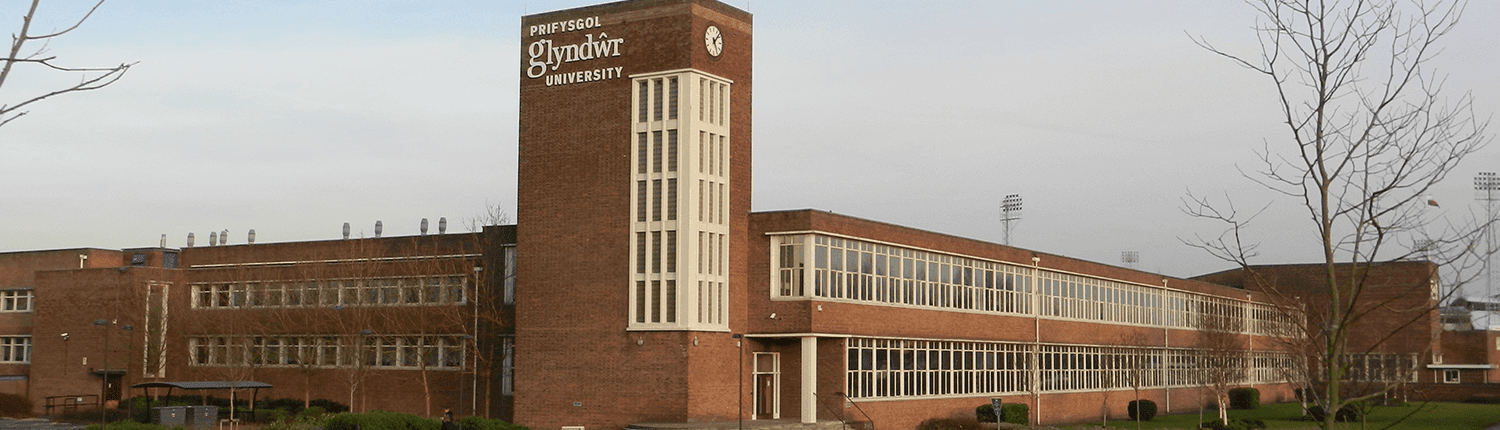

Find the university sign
[[526, 16, 626, 87]]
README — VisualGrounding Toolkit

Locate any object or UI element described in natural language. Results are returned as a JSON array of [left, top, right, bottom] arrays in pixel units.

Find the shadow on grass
[[1055, 402, 1500, 430]]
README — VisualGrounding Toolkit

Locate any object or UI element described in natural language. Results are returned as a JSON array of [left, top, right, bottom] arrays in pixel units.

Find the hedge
[[1000, 403, 1028, 425], [974, 404, 997, 423], [1127, 399, 1157, 421], [1229, 388, 1260, 410]]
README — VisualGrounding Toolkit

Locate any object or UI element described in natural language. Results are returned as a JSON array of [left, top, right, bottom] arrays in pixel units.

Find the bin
[[186, 405, 218, 430], [151, 406, 187, 428]]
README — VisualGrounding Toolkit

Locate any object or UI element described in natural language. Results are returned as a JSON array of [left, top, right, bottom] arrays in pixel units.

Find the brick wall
[[514, 1, 752, 429], [745, 210, 1296, 429]]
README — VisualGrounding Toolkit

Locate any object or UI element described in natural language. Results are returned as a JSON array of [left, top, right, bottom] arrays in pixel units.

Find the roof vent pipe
[[421, 218, 429, 235], [248, 229, 256, 244], [439, 217, 447, 234], [343, 222, 351, 240], [160, 234, 166, 248], [222, 229, 229, 245], [187, 233, 195, 248], [374, 220, 383, 238], [209, 231, 218, 247]]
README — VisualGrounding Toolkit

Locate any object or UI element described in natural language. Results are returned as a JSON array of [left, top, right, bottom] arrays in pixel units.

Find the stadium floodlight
[[1001, 194, 1023, 246]]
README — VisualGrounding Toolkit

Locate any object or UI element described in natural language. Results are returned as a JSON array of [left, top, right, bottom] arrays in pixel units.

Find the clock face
[[705, 25, 723, 57]]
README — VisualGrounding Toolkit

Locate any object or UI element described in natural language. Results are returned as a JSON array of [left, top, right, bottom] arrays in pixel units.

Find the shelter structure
[[129, 381, 274, 410]]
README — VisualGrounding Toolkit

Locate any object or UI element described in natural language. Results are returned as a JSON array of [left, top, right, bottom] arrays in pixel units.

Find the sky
[[2, 0, 1498, 286]]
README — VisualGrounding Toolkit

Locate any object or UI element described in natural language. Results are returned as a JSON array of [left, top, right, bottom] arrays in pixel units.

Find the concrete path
[[0, 418, 86, 430]]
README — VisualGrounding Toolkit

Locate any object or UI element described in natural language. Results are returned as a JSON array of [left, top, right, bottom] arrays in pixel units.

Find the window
[[1444, 369, 1461, 384], [652, 131, 663, 174], [143, 283, 170, 378], [667, 178, 678, 221], [0, 337, 30, 363], [447, 276, 466, 304], [652, 78, 663, 121], [1, 290, 32, 312], [668, 131, 678, 173], [784, 233, 1295, 336], [638, 81, 648, 122], [503, 246, 517, 305], [631, 72, 729, 331], [637, 133, 648, 174], [190, 276, 468, 309], [501, 336, 515, 395], [668, 77, 679, 120], [845, 337, 1291, 400], [189, 334, 464, 370]]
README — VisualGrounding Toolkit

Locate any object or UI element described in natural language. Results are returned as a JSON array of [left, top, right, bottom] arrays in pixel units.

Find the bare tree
[[1099, 347, 1117, 427], [1185, 0, 1491, 428], [388, 236, 475, 418], [2, 0, 133, 127], [1118, 333, 1155, 430], [466, 200, 513, 232], [1197, 307, 1247, 427]]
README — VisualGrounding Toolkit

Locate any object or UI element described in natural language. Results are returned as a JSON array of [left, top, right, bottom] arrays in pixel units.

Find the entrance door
[[753, 352, 779, 420], [104, 374, 123, 406]]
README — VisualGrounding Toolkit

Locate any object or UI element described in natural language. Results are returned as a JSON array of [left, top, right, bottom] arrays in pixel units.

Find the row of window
[[635, 75, 730, 130], [845, 338, 1293, 400], [189, 335, 466, 370], [637, 130, 731, 179], [629, 71, 731, 332], [0, 336, 30, 364], [775, 234, 1299, 336], [700, 132, 727, 179], [1036, 272, 1271, 334], [702, 78, 727, 125], [1344, 353, 1419, 383], [631, 232, 728, 326], [191, 276, 468, 309], [637, 77, 679, 123], [1, 290, 31, 312]]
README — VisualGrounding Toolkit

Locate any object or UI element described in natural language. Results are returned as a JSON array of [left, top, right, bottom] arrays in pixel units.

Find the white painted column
[[801, 336, 817, 424]]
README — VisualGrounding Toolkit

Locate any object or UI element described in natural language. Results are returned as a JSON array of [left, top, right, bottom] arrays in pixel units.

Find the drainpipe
[[1247, 292, 1255, 391], [1163, 278, 1170, 413], [1031, 256, 1042, 426]]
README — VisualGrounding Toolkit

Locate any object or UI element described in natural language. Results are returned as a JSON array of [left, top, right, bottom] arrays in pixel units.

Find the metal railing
[[44, 394, 100, 415], [834, 392, 874, 430]]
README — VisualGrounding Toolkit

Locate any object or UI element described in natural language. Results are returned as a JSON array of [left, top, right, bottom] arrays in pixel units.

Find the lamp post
[[94, 319, 132, 426], [471, 265, 483, 416], [94, 319, 108, 426], [459, 334, 475, 416]]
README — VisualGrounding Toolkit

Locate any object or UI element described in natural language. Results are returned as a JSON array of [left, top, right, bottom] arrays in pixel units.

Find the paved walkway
[[0, 418, 86, 430]]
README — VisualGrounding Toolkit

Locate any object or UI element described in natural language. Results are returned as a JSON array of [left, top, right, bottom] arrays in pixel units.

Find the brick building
[[3, 229, 517, 419], [1193, 262, 1443, 376], [0, 0, 1333, 429], [1192, 262, 1500, 401]]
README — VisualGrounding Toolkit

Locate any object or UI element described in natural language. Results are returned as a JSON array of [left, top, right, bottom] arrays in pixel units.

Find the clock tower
[[515, 0, 752, 429]]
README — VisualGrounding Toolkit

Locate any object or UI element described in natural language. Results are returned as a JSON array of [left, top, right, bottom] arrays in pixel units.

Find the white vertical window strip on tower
[[630, 69, 732, 331]]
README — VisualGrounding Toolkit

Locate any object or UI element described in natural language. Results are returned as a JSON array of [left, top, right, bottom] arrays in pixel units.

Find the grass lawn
[[1065, 401, 1500, 430]]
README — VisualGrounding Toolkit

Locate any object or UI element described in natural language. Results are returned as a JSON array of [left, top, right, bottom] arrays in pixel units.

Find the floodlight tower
[[1476, 172, 1500, 301], [1001, 194, 1023, 246], [1121, 251, 1139, 269]]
